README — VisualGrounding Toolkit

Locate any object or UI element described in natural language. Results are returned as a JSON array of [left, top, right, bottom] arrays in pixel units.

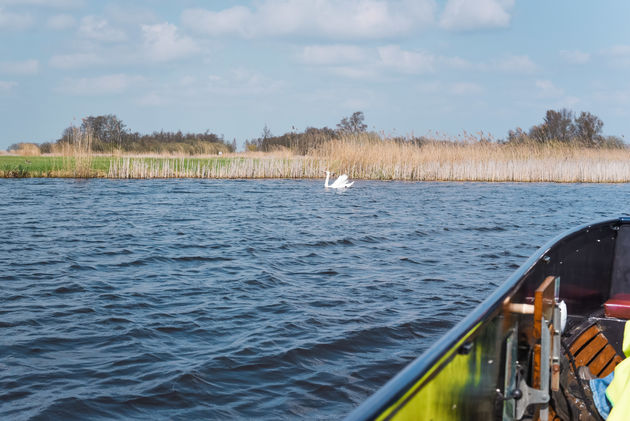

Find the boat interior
[[346, 218, 630, 421], [504, 220, 630, 420]]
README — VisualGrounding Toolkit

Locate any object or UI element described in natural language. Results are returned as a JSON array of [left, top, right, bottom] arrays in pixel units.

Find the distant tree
[[59, 126, 76, 144], [528, 124, 548, 143], [528, 109, 575, 143], [261, 124, 272, 141], [506, 127, 529, 144], [574, 111, 604, 146], [55, 115, 232, 155], [508, 109, 622, 148], [231, 138, 237, 152], [545, 109, 575, 142], [81, 114, 126, 146], [337, 111, 367, 134], [39, 142, 53, 154], [601, 135, 625, 149], [244, 139, 259, 151]]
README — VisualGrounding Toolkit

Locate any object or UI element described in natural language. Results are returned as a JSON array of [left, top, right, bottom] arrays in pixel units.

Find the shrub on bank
[[7, 142, 41, 156]]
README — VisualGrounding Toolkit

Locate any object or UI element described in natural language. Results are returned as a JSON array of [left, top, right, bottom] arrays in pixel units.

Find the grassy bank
[[0, 154, 328, 179], [2, 137, 630, 182]]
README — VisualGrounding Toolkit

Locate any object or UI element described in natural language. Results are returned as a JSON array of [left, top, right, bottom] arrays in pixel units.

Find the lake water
[[2, 179, 629, 420]]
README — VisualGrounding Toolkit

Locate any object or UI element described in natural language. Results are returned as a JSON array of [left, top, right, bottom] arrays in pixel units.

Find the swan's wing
[[330, 174, 348, 188], [344, 181, 354, 188]]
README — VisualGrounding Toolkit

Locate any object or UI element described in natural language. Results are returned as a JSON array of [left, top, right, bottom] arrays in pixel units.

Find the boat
[[346, 217, 630, 420]]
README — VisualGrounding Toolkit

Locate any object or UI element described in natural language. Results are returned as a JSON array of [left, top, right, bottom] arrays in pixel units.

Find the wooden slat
[[569, 325, 600, 355], [602, 354, 626, 378], [574, 333, 608, 366], [533, 343, 541, 388], [599, 356, 620, 378], [533, 276, 556, 390], [590, 344, 618, 376], [534, 276, 556, 339]]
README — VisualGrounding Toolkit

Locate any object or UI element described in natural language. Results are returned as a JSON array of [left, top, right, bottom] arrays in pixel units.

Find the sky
[[1, 0, 629, 150]]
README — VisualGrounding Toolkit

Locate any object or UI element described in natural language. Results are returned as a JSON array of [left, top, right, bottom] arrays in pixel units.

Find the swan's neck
[[324, 173, 330, 187]]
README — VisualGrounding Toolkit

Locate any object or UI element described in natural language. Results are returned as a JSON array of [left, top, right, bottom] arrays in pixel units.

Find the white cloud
[[0, 80, 17, 91], [136, 92, 168, 107], [0, 0, 83, 7], [440, 0, 514, 31], [178, 75, 197, 87], [560, 49, 590, 64], [141, 22, 199, 62], [593, 88, 630, 106], [329, 66, 378, 79], [182, 6, 253, 37], [604, 45, 630, 56], [556, 96, 580, 108], [58, 74, 142, 95], [133, 68, 283, 106], [535, 80, 563, 97], [299, 44, 533, 79], [300, 45, 368, 65], [78, 15, 126, 42], [49, 52, 103, 69], [0, 59, 39, 75], [104, 4, 157, 26], [182, 0, 436, 40], [46, 14, 76, 30], [602, 45, 630, 67], [439, 56, 473, 69], [206, 68, 283, 96], [494, 55, 537, 73], [0, 7, 33, 30], [378, 45, 435, 74], [450, 82, 483, 95]]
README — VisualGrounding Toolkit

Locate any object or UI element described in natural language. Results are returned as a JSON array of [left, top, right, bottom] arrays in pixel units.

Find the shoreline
[[2, 154, 630, 183]]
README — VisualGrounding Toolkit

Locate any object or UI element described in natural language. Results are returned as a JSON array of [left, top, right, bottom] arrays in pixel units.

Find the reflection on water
[[1, 179, 628, 419]]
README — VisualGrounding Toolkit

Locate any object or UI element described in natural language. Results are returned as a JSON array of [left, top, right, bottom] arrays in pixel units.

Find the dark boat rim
[[345, 216, 628, 421]]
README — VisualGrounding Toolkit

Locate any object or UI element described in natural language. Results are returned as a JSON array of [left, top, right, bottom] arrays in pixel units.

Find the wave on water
[[2, 179, 629, 419]]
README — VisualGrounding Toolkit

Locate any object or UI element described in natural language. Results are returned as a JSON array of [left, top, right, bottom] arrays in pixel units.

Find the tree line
[[36, 115, 236, 155], [244, 111, 386, 154], [7, 109, 625, 155], [505, 109, 624, 148], [244, 109, 625, 155]]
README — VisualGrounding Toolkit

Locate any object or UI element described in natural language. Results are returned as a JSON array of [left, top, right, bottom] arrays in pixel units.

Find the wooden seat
[[568, 323, 623, 378], [604, 293, 630, 319]]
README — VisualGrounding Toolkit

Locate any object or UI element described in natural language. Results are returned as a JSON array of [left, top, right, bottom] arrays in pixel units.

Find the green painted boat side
[[347, 217, 625, 421]]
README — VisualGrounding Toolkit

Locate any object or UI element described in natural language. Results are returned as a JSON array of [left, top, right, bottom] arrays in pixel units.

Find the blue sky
[[1, 0, 629, 150]]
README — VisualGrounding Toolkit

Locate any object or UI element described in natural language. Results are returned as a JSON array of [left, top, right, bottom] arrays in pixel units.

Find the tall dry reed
[[7, 132, 630, 182], [61, 128, 95, 177], [309, 135, 630, 183], [106, 156, 327, 179]]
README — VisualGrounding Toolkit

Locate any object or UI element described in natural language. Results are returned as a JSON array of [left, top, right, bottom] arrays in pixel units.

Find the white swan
[[324, 171, 354, 189]]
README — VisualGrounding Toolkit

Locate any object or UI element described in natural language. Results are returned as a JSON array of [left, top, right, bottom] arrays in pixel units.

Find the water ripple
[[2, 179, 630, 419]]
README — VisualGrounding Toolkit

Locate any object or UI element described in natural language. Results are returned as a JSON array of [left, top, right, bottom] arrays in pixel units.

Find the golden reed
[[5, 133, 630, 182]]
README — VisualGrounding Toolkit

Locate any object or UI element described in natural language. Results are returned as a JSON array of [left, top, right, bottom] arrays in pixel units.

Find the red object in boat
[[604, 293, 630, 319]]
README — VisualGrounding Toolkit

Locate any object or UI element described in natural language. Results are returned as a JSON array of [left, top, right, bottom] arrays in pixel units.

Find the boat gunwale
[[345, 216, 624, 421]]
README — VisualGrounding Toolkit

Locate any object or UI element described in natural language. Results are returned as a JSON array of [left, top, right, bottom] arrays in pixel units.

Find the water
[[1, 179, 629, 420]]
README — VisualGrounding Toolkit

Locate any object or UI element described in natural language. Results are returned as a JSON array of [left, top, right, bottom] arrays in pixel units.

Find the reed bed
[[4, 133, 630, 182], [106, 156, 328, 179], [310, 136, 630, 183]]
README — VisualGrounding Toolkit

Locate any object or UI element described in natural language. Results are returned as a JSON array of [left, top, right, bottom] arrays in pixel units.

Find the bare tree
[[261, 124, 272, 141], [544, 109, 575, 142], [81, 114, 126, 145], [575, 111, 604, 146], [337, 111, 367, 134]]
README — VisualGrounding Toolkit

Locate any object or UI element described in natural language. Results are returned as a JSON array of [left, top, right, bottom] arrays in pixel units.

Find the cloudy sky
[[0, 0, 628, 149]]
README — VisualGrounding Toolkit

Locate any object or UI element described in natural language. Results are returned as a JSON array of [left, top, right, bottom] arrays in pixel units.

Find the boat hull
[[347, 218, 626, 421]]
